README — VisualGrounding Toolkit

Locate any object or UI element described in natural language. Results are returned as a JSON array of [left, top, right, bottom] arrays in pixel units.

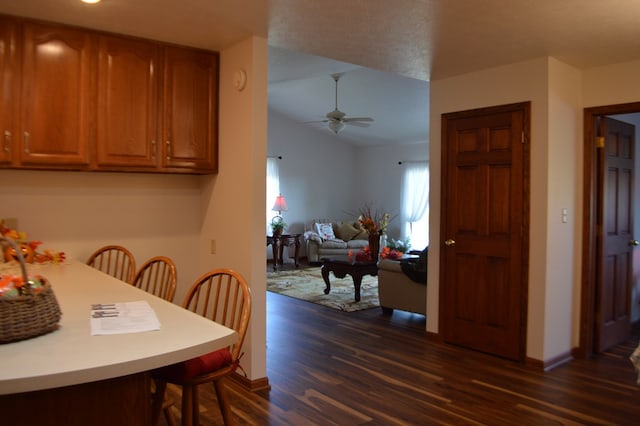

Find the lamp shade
[[272, 194, 288, 214]]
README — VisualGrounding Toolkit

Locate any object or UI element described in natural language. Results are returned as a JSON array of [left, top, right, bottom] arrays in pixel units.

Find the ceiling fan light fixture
[[328, 120, 345, 134]]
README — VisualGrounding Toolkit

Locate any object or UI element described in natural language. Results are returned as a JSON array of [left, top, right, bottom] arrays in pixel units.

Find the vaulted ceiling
[[3, 1, 640, 146]]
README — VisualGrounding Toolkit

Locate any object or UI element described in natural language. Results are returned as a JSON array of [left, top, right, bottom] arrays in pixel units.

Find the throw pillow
[[353, 229, 369, 240], [315, 222, 336, 240], [336, 222, 360, 241]]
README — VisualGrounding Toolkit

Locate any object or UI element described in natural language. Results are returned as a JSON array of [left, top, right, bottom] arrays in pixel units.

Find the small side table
[[267, 234, 301, 271]]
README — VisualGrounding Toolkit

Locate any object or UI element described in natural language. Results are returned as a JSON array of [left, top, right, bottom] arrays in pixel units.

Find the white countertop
[[0, 260, 238, 395]]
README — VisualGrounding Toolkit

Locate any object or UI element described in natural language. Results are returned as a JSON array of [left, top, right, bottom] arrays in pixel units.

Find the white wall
[[430, 57, 572, 362], [0, 36, 270, 382], [268, 108, 429, 260], [204, 36, 268, 380], [430, 56, 640, 363], [545, 59, 583, 357], [583, 60, 640, 107], [0, 170, 202, 290], [353, 143, 429, 242], [267, 109, 357, 235]]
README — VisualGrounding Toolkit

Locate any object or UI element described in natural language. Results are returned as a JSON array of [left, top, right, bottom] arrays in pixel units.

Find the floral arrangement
[[380, 247, 404, 259], [387, 237, 411, 253], [352, 247, 374, 262], [353, 202, 395, 235], [0, 274, 47, 298], [0, 221, 66, 264]]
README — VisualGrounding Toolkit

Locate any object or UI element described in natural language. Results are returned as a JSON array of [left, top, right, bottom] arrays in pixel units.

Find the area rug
[[266, 267, 379, 312]]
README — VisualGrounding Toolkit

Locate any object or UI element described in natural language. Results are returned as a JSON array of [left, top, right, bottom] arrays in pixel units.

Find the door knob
[[445, 239, 456, 246], [630, 239, 640, 246]]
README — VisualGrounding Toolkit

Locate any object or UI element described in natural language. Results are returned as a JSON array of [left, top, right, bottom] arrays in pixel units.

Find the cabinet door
[[0, 17, 18, 164], [20, 23, 92, 166], [162, 47, 218, 172], [97, 35, 159, 168]]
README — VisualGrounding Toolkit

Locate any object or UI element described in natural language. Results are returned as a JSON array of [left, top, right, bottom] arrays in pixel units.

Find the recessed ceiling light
[[82, 0, 101, 4]]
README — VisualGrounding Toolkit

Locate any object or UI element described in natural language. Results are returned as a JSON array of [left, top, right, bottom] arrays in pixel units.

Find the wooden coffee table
[[321, 256, 378, 302]]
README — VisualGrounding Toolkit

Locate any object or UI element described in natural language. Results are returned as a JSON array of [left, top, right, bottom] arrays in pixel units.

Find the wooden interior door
[[440, 102, 529, 361], [596, 116, 636, 351]]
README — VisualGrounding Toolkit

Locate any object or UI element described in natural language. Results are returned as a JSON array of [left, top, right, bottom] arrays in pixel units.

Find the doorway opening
[[580, 102, 640, 357]]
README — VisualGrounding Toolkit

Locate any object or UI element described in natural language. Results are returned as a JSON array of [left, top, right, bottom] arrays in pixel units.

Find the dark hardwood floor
[[160, 275, 640, 425]]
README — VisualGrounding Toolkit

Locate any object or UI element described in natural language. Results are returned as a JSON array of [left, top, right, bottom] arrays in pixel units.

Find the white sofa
[[303, 219, 369, 263], [377, 248, 427, 315]]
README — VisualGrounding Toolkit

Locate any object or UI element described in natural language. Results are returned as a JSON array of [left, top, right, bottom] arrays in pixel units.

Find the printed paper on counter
[[90, 300, 161, 335]]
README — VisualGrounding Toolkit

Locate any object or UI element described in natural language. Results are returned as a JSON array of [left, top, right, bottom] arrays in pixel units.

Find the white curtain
[[401, 162, 429, 249], [266, 157, 280, 231]]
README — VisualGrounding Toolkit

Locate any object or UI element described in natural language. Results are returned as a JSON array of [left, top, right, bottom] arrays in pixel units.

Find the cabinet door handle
[[3, 131, 10, 152], [23, 131, 30, 154], [165, 140, 171, 160], [151, 140, 156, 159]]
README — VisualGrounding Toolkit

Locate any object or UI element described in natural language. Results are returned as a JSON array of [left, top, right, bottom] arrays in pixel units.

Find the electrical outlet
[[210, 239, 216, 254]]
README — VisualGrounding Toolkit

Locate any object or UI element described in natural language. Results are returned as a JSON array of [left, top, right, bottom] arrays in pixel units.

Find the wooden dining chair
[[132, 256, 177, 303], [132, 256, 178, 425], [86, 245, 136, 284], [151, 268, 252, 426]]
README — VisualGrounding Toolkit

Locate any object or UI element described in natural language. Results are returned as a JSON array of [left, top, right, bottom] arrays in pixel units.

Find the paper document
[[90, 301, 161, 335]]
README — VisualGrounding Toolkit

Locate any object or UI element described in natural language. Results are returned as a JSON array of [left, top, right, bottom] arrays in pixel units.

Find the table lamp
[[272, 194, 288, 216], [271, 194, 288, 236]]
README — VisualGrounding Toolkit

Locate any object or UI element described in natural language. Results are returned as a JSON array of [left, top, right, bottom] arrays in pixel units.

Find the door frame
[[580, 101, 640, 357]]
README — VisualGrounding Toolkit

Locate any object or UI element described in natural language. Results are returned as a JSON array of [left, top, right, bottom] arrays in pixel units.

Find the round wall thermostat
[[233, 69, 247, 91]]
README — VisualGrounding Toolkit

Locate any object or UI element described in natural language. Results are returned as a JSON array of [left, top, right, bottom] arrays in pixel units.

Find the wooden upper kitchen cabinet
[[0, 17, 18, 165], [0, 14, 219, 174], [162, 46, 219, 173], [19, 22, 93, 167], [96, 34, 160, 169]]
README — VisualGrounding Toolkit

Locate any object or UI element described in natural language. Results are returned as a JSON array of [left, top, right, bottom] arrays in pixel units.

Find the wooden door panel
[[598, 116, 635, 351], [456, 166, 482, 233], [162, 47, 218, 171], [20, 23, 92, 166], [0, 17, 17, 164], [441, 103, 528, 361], [96, 35, 158, 167], [489, 166, 511, 234]]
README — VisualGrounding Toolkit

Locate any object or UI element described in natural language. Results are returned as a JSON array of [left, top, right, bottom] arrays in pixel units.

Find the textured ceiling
[[2, 0, 640, 146]]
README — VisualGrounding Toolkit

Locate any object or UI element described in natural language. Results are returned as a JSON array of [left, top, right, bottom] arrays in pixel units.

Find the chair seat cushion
[[154, 348, 232, 383]]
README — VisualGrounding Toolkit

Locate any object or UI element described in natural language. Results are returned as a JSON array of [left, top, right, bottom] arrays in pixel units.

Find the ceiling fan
[[306, 73, 374, 134]]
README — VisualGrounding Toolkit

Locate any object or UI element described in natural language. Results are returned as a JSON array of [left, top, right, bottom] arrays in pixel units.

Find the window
[[266, 157, 280, 230], [401, 162, 429, 250]]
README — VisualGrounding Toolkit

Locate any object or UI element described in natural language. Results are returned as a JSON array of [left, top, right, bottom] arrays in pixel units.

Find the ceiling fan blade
[[343, 117, 374, 123], [344, 121, 372, 128], [301, 119, 330, 124]]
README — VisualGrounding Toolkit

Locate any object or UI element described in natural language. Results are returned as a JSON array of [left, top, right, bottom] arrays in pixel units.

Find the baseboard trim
[[228, 372, 271, 392], [526, 349, 573, 371]]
